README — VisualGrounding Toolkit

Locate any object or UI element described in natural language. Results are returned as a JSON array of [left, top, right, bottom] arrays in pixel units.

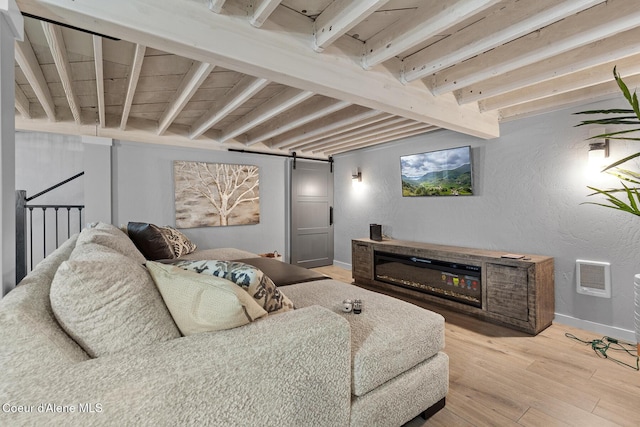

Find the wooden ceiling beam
[[401, 0, 602, 83], [250, 0, 282, 28], [92, 35, 105, 128], [208, 0, 226, 13], [158, 61, 215, 135], [362, 0, 499, 70], [430, 0, 640, 95], [499, 74, 640, 122], [15, 113, 231, 152], [219, 87, 313, 143], [245, 97, 350, 146], [313, 0, 389, 52], [15, 0, 499, 139], [313, 118, 416, 152], [298, 116, 407, 152], [15, 32, 56, 121], [325, 127, 437, 156], [323, 124, 435, 155], [274, 108, 386, 150], [455, 26, 640, 105], [480, 54, 640, 112], [14, 83, 30, 119], [120, 43, 146, 130], [190, 75, 269, 139], [42, 22, 82, 124], [283, 114, 390, 151]]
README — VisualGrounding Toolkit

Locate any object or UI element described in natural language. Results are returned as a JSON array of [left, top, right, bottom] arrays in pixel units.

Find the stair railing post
[[15, 190, 27, 284]]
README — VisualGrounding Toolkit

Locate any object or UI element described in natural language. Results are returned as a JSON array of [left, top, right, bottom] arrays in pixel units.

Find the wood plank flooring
[[312, 265, 640, 427]]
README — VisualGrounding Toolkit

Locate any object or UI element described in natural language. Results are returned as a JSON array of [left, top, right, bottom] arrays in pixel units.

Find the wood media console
[[352, 238, 554, 335]]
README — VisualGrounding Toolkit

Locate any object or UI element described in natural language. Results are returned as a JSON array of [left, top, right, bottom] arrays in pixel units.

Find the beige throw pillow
[[146, 262, 268, 336], [50, 247, 181, 358], [76, 222, 146, 264]]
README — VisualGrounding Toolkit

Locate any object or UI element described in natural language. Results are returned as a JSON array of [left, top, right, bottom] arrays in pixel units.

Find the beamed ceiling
[[12, 0, 640, 157]]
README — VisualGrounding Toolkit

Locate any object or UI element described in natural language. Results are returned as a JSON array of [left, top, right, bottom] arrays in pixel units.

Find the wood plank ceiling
[[12, 0, 640, 158]]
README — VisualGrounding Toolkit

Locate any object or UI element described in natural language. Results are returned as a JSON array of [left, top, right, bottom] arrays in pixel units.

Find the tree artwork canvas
[[174, 161, 260, 228]]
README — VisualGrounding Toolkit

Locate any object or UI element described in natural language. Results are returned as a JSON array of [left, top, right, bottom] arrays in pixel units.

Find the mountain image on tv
[[401, 146, 473, 197]]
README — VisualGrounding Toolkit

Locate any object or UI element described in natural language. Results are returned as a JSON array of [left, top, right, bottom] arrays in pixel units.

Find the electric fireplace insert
[[374, 251, 482, 308]]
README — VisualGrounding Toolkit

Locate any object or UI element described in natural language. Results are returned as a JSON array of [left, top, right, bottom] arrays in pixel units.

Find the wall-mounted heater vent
[[576, 260, 611, 298]]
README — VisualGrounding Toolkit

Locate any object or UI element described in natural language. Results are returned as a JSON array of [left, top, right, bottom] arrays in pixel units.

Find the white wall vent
[[576, 260, 611, 298]]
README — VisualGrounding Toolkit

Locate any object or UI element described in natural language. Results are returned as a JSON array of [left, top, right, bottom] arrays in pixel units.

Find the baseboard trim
[[332, 260, 636, 344], [333, 260, 351, 271], [553, 313, 636, 343]]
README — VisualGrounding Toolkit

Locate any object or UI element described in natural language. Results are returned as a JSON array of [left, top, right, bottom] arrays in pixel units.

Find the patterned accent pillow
[[159, 226, 197, 258], [171, 260, 295, 314]]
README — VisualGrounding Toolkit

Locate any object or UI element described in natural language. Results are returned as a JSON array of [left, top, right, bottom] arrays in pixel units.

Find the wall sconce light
[[352, 168, 362, 185], [587, 127, 609, 171], [588, 140, 609, 165]]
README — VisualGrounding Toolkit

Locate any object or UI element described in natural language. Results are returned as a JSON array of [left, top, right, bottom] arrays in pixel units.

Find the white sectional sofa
[[0, 223, 448, 426]]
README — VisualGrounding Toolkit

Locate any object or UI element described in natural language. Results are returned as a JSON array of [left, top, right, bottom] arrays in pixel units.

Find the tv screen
[[400, 146, 473, 197]]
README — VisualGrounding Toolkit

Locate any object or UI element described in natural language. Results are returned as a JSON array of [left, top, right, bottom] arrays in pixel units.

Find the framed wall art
[[174, 161, 260, 228], [400, 146, 473, 197]]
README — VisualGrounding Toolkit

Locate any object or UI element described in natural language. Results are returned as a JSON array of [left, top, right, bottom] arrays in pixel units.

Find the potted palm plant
[[575, 67, 640, 355]]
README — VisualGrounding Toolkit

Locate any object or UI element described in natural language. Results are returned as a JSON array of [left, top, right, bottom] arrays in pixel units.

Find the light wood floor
[[312, 265, 640, 427]]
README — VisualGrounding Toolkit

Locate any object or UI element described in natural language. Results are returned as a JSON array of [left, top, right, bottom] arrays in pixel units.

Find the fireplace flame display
[[374, 252, 482, 308]]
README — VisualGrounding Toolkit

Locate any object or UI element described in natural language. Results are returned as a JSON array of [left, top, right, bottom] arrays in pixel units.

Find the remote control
[[353, 299, 362, 314]]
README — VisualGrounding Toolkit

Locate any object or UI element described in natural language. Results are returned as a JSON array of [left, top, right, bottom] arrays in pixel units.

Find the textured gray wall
[[82, 137, 112, 225], [112, 141, 288, 258], [16, 97, 639, 337], [15, 131, 84, 204], [15, 131, 84, 269], [333, 98, 640, 338]]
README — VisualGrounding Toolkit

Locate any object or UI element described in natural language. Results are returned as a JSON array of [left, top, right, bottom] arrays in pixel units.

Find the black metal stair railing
[[16, 172, 84, 284]]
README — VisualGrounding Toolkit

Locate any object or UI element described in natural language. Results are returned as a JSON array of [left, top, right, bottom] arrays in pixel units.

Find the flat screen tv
[[400, 146, 473, 197]]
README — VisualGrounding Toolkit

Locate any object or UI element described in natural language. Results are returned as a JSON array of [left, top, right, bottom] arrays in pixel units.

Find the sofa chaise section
[[0, 231, 352, 426], [282, 280, 449, 426]]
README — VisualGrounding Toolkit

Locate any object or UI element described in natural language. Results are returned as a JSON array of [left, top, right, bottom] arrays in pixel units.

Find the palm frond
[[614, 66, 640, 118], [603, 136, 640, 142], [602, 152, 640, 171], [586, 188, 625, 196], [581, 201, 640, 216], [577, 118, 640, 126], [608, 168, 640, 183], [584, 185, 640, 216], [624, 182, 639, 212], [605, 175, 640, 186], [586, 128, 640, 139], [578, 67, 640, 217], [573, 109, 634, 115]]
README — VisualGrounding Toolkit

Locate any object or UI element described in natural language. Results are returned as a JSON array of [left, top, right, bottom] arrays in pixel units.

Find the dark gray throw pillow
[[127, 222, 175, 260]]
